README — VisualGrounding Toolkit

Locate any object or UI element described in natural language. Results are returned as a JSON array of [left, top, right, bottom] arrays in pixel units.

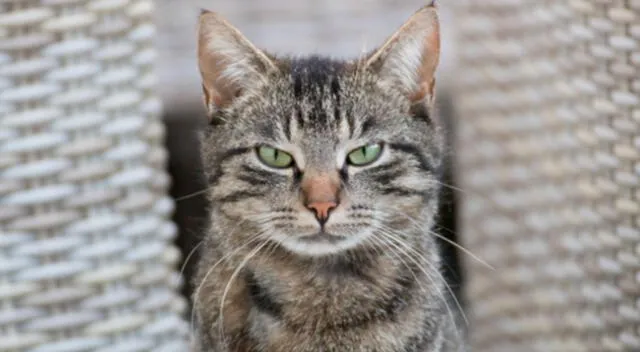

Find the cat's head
[[197, 5, 442, 257]]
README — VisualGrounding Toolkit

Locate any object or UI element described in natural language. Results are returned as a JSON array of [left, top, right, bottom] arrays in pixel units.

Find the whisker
[[427, 228, 494, 271], [190, 221, 258, 334], [427, 178, 527, 227], [372, 232, 451, 331], [429, 179, 470, 196], [365, 233, 433, 300], [376, 235, 465, 348], [375, 226, 467, 341], [177, 240, 204, 287], [376, 226, 458, 303], [175, 187, 214, 202], [382, 210, 495, 271], [369, 232, 426, 292], [218, 239, 270, 344], [433, 223, 459, 239]]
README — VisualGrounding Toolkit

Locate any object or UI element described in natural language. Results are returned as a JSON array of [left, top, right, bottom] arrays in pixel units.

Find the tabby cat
[[192, 3, 462, 351]]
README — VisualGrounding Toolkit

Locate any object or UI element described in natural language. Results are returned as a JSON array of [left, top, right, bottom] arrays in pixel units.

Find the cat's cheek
[[220, 198, 272, 219], [394, 174, 434, 191]]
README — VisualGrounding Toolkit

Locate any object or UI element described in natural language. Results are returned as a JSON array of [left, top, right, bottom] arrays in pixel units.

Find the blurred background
[[2, 0, 640, 351]]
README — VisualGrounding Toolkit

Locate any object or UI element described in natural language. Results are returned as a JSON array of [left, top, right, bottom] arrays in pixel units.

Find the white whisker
[[389, 210, 495, 271], [375, 225, 466, 341], [177, 240, 204, 287], [191, 219, 256, 334], [175, 187, 213, 202], [218, 239, 270, 343], [427, 178, 527, 228]]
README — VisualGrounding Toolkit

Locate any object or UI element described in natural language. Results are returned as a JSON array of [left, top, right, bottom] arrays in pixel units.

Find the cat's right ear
[[197, 10, 277, 121]]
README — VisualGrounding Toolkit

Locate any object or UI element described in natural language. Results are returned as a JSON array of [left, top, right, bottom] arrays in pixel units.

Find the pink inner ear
[[426, 26, 440, 74], [198, 11, 276, 114], [429, 26, 440, 55], [364, 6, 440, 104], [201, 83, 219, 116], [209, 89, 225, 108], [202, 84, 212, 107], [414, 23, 439, 102]]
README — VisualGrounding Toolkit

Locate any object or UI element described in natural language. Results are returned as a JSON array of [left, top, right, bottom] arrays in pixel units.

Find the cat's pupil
[[358, 148, 367, 160]]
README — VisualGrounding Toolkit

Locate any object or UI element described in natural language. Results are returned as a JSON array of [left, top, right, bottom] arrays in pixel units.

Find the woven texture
[[0, 1, 189, 351], [452, 1, 640, 351]]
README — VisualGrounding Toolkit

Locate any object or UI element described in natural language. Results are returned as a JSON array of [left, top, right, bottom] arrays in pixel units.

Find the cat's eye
[[257, 146, 294, 168], [347, 143, 383, 166]]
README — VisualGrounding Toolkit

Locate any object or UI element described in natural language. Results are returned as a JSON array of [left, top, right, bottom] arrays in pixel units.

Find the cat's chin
[[271, 231, 369, 257]]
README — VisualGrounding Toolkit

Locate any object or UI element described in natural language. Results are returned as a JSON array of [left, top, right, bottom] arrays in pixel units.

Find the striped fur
[[193, 4, 463, 352]]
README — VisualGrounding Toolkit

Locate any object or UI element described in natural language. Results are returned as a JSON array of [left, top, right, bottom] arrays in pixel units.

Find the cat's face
[[198, 9, 441, 257]]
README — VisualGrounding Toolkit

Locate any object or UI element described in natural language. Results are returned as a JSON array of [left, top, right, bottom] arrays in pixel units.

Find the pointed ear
[[365, 4, 440, 105], [197, 10, 277, 120]]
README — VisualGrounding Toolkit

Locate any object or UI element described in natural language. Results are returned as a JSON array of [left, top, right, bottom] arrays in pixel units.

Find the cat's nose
[[301, 171, 340, 225], [306, 201, 338, 223]]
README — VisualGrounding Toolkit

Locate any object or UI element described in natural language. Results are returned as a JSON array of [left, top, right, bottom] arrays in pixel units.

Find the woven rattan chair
[[0, 1, 189, 351], [452, 1, 640, 351]]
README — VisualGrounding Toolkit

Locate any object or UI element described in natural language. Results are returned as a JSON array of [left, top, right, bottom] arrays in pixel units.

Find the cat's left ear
[[365, 4, 440, 106]]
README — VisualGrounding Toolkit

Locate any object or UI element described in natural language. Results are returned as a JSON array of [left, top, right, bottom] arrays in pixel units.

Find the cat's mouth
[[298, 231, 346, 244], [271, 225, 371, 257]]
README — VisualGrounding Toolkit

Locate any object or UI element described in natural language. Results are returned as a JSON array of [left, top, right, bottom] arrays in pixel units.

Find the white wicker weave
[[0, 1, 189, 351], [452, 1, 640, 351]]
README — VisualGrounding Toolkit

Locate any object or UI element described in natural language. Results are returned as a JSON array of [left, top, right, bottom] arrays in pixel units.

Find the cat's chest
[[199, 254, 443, 352], [247, 269, 380, 321], [245, 305, 433, 352], [245, 259, 412, 326]]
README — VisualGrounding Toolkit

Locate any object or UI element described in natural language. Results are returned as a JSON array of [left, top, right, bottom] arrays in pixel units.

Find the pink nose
[[306, 201, 337, 223]]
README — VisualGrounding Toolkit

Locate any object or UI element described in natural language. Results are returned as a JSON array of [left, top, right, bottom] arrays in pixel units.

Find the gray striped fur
[[193, 4, 463, 352]]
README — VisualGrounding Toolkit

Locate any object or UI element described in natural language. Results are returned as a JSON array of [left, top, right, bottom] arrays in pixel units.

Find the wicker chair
[[0, 1, 189, 351], [452, 1, 640, 351]]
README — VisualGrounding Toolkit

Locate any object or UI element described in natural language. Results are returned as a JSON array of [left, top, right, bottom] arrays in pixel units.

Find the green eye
[[257, 146, 294, 168], [347, 143, 383, 166]]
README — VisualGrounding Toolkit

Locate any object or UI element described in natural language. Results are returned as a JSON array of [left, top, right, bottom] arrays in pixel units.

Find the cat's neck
[[197, 232, 448, 351], [243, 243, 431, 331]]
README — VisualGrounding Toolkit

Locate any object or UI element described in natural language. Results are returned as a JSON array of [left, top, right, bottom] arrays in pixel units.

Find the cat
[[192, 3, 463, 351]]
